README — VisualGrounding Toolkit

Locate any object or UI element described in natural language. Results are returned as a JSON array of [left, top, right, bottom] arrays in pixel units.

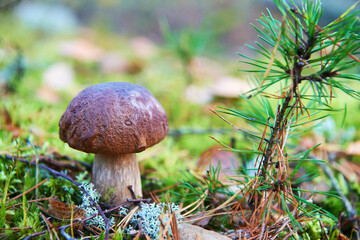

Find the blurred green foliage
[[0, 0, 359, 238]]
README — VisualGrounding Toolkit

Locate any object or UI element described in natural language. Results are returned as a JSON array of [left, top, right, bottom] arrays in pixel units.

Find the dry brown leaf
[[99, 52, 144, 74], [40, 197, 85, 221], [49, 197, 85, 220], [38, 197, 86, 235]]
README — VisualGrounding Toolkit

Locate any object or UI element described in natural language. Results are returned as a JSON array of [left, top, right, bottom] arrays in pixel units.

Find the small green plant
[[211, 0, 360, 238], [175, 164, 232, 208]]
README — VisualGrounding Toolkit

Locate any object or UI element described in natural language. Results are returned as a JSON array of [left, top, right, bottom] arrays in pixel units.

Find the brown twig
[[210, 109, 266, 142], [151, 183, 181, 193], [259, 95, 292, 179], [6, 197, 50, 209], [0, 226, 32, 231], [39, 212, 54, 240], [5, 178, 48, 205]]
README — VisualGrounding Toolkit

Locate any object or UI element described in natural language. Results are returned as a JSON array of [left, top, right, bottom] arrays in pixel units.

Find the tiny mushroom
[[59, 82, 169, 205]]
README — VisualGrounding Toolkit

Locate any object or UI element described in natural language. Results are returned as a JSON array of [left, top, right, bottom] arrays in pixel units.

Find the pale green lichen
[[79, 181, 115, 229], [78, 181, 182, 236], [121, 202, 182, 239]]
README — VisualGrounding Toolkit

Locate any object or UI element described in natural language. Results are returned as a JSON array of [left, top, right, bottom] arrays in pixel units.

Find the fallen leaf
[[337, 232, 350, 240], [38, 197, 87, 235], [99, 52, 128, 74], [40, 196, 85, 221]]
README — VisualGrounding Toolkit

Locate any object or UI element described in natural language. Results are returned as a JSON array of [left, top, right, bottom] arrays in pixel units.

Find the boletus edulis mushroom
[[59, 82, 169, 205]]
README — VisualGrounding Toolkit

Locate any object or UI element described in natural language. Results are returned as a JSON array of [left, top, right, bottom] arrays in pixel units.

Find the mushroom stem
[[92, 154, 142, 205]]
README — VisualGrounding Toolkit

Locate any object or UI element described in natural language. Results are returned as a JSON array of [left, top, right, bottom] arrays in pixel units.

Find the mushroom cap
[[59, 82, 169, 154]]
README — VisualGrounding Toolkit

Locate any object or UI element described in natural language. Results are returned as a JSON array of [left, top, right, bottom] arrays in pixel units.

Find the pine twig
[[259, 95, 292, 180], [39, 212, 54, 240]]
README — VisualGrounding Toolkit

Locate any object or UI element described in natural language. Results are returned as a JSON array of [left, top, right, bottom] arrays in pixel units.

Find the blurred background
[[0, 1, 359, 227], [0, 0, 359, 185], [2, 0, 359, 55]]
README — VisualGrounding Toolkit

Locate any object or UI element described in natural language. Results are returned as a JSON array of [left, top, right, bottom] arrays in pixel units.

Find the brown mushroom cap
[[59, 82, 169, 154]]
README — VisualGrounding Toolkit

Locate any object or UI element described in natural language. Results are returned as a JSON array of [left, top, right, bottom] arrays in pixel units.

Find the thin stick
[[0, 226, 32, 231], [151, 183, 180, 193], [6, 197, 50, 209], [40, 212, 53, 240], [181, 190, 208, 217], [186, 209, 236, 224], [205, 187, 243, 217], [5, 178, 48, 205], [210, 109, 265, 141]]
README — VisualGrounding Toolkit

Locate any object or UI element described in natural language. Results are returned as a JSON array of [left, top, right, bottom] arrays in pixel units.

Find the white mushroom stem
[[92, 154, 142, 205]]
